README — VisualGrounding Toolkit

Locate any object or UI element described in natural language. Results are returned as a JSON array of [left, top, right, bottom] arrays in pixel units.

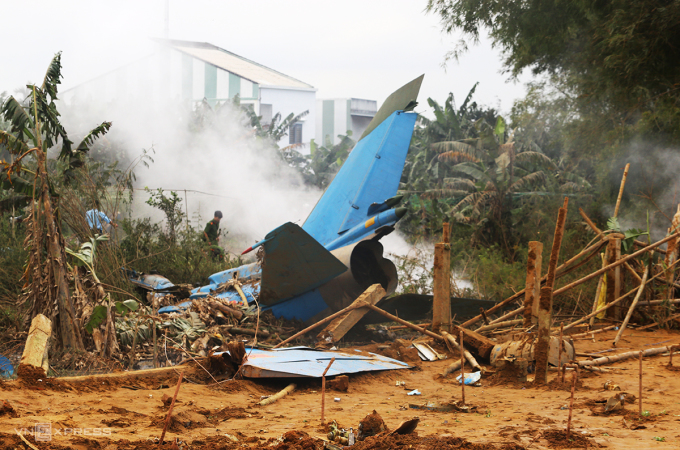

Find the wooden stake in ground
[[523, 241, 543, 327], [459, 330, 465, 405], [159, 372, 184, 445], [320, 357, 336, 423], [432, 223, 451, 333], [535, 198, 569, 385], [566, 372, 577, 439], [639, 352, 643, 416]]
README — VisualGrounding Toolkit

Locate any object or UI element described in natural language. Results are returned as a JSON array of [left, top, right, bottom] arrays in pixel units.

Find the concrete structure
[[62, 39, 316, 148], [316, 98, 377, 146]]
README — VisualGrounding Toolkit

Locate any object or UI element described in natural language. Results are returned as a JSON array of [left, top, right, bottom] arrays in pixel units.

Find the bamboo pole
[[441, 330, 481, 371], [562, 257, 680, 333], [613, 267, 649, 346], [535, 198, 569, 385], [614, 163, 630, 218], [558, 322, 564, 370], [475, 318, 524, 333], [460, 239, 605, 329], [459, 330, 465, 405], [552, 232, 680, 298], [320, 358, 335, 423], [635, 313, 680, 331], [568, 324, 618, 338], [159, 372, 184, 445], [259, 383, 296, 406], [273, 303, 364, 348], [578, 345, 675, 367]]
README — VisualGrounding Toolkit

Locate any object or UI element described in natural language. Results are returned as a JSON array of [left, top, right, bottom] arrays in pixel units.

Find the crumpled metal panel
[[224, 347, 410, 378]]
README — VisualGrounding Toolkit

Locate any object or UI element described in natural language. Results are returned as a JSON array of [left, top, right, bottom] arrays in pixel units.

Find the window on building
[[260, 104, 273, 127], [289, 122, 303, 144]]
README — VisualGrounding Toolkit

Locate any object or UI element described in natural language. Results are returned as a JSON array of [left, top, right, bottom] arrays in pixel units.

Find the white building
[[62, 39, 317, 148], [316, 98, 377, 146]]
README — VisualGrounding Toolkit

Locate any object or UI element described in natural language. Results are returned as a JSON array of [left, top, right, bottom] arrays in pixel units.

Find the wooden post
[[433, 223, 451, 333], [606, 238, 622, 319], [17, 314, 52, 380], [639, 352, 643, 416], [535, 198, 568, 385], [459, 330, 465, 405], [523, 241, 543, 327], [558, 322, 564, 370], [321, 357, 335, 423], [566, 372, 576, 439], [613, 163, 630, 218]]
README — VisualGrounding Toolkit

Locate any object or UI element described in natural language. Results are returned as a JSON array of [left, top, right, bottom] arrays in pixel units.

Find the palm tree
[[0, 53, 111, 350]]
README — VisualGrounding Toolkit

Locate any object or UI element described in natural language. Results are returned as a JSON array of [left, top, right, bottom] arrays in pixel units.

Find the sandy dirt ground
[[1, 329, 679, 449]]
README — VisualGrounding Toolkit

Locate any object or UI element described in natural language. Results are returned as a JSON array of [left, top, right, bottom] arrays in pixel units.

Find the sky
[[2, 0, 532, 116]]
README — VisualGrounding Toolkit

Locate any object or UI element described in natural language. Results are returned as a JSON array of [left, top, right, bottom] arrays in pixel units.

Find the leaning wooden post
[[320, 357, 336, 423], [459, 330, 465, 405], [523, 242, 543, 327], [535, 198, 568, 385], [433, 223, 451, 333], [159, 372, 184, 445]]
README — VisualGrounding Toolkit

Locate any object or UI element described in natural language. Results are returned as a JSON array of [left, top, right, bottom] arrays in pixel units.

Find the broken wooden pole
[[432, 223, 451, 333], [459, 330, 465, 405], [480, 308, 490, 325], [159, 371, 183, 445], [613, 267, 649, 347], [476, 306, 526, 332], [320, 357, 336, 423], [317, 284, 386, 344], [441, 331, 481, 371], [535, 198, 568, 385], [523, 241, 543, 327], [578, 345, 675, 367], [453, 325, 496, 359], [639, 352, 643, 416], [273, 303, 365, 348], [207, 301, 243, 320], [259, 383, 296, 406], [558, 322, 564, 372], [17, 314, 51, 380], [566, 372, 576, 439]]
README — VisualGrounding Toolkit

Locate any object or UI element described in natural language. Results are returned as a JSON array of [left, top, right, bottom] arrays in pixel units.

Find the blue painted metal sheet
[[227, 347, 410, 378], [302, 111, 417, 248]]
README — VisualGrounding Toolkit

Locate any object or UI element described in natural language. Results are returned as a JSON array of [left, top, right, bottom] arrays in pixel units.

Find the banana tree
[[0, 53, 111, 349]]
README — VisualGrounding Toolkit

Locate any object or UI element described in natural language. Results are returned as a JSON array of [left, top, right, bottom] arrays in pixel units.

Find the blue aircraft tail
[[302, 75, 423, 249]]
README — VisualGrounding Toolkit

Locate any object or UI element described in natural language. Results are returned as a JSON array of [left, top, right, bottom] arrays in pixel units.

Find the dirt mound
[[352, 433, 525, 449], [541, 429, 602, 448], [269, 430, 322, 450]]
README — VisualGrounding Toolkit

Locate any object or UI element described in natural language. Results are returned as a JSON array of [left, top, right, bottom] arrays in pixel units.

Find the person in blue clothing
[[86, 203, 117, 234]]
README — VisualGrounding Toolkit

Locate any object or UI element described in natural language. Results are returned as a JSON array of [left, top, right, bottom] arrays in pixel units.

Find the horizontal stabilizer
[[259, 222, 347, 305]]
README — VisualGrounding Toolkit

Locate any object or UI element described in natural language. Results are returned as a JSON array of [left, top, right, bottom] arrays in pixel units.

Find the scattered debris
[[357, 410, 386, 441], [259, 383, 296, 406]]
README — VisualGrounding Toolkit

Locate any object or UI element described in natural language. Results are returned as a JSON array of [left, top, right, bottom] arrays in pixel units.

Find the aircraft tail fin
[[259, 222, 347, 305]]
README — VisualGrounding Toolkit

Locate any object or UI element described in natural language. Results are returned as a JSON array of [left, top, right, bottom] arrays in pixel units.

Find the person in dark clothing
[[203, 211, 225, 261]]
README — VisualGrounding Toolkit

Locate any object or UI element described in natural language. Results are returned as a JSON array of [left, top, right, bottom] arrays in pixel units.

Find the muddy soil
[[1, 329, 679, 449]]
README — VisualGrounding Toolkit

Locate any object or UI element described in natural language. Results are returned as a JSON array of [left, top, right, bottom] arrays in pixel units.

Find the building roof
[[155, 38, 314, 90]]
